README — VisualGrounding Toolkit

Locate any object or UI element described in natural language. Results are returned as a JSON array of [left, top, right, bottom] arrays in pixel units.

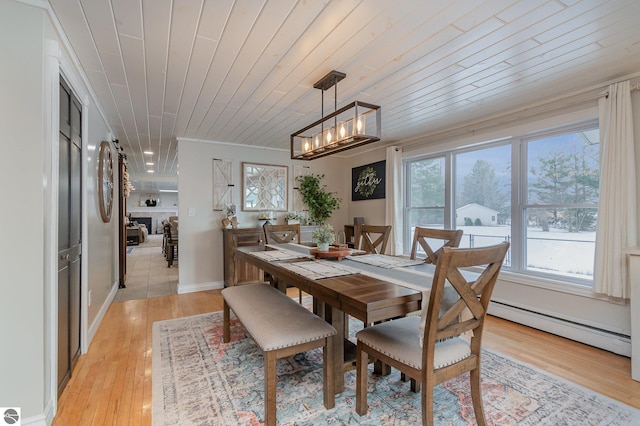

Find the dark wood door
[[119, 154, 127, 288], [57, 78, 82, 395]]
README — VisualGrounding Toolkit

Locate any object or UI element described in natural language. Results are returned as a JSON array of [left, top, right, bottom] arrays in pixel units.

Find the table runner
[[249, 247, 313, 261], [345, 253, 426, 269], [281, 243, 436, 287], [276, 260, 360, 280]]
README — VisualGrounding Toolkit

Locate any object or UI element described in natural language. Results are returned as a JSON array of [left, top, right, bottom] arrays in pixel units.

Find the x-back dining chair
[[355, 225, 391, 254], [402, 227, 464, 380], [355, 242, 510, 425], [263, 223, 303, 302], [410, 227, 464, 264], [263, 223, 301, 245]]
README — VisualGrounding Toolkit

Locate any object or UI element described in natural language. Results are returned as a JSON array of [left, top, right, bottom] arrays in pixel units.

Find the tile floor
[[114, 234, 178, 301]]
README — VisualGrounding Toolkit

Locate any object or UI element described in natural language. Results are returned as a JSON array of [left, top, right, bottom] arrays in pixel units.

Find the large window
[[404, 120, 599, 284]]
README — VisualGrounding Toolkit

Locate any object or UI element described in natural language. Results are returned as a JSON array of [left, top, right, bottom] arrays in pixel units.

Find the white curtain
[[385, 146, 403, 255], [594, 81, 637, 298]]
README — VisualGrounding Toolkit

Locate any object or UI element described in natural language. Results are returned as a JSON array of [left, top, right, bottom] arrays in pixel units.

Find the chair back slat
[[263, 224, 301, 245], [410, 227, 463, 263], [355, 225, 391, 254], [436, 319, 481, 341]]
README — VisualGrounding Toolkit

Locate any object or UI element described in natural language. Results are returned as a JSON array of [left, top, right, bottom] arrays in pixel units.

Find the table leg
[[326, 304, 344, 393], [314, 298, 325, 318]]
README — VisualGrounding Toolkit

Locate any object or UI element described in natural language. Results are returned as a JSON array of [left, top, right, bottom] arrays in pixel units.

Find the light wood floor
[[53, 290, 640, 425]]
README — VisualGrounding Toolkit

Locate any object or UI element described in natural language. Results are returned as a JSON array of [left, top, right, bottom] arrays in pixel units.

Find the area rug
[[152, 308, 640, 425]]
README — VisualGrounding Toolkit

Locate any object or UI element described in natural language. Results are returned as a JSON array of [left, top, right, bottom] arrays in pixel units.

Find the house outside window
[[404, 119, 599, 285]]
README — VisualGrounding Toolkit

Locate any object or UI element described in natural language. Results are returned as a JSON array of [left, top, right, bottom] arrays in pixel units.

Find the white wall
[[344, 148, 387, 226], [84, 107, 118, 329], [0, 2, 119, 423], [0, 1, 47, 420], [176, 139, 348, 292]]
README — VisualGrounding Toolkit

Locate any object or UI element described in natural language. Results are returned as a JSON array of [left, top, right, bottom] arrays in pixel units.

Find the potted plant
[[296, 174, 341, 225], [284, 211, 304, 225], [312, 224, 335, 251]]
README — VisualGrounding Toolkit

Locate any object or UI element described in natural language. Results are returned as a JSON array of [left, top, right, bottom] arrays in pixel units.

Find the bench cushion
[[222, 284, 336, 351]]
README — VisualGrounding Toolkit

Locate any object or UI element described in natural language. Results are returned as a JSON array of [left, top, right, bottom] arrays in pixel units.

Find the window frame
[[517, 119, 599, 284], [403, 118, 599, 288], [403, 154, 453, 253]]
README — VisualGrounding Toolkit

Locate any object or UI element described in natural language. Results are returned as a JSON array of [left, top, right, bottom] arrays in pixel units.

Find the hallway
[[114, 234, 178, 301]]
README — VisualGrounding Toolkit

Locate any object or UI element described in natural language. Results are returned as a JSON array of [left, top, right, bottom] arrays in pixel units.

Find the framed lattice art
[[242, 162, 288, 211]]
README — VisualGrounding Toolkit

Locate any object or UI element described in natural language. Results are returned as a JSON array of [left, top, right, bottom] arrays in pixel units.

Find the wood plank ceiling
[[49, 0, 640, 191]]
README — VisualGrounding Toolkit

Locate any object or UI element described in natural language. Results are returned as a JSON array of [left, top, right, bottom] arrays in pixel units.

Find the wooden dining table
[[234, 244, 439, 393]]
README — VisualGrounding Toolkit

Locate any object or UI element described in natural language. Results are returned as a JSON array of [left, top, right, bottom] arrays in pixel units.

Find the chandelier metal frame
[[290, 70, 381, 160]]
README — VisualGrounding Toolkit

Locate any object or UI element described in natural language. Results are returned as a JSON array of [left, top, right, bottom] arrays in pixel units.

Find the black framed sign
[[352, 160, 385, 201]]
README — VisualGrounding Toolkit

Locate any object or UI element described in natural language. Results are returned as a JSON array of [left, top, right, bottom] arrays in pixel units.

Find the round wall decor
[[98, 141, 114, 222]]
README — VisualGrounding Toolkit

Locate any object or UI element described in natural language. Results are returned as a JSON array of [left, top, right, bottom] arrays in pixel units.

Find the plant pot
[[317, 242, 330, 252]]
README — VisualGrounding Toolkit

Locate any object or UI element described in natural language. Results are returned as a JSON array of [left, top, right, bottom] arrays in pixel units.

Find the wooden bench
[[222, 284, 336, 426]]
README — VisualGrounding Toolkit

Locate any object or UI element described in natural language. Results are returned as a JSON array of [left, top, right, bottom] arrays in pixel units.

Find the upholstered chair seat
[[356, 316, 470, 370]]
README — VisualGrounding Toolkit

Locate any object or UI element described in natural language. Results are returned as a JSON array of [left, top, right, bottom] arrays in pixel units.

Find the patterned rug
[[152, 308, 640, 425]]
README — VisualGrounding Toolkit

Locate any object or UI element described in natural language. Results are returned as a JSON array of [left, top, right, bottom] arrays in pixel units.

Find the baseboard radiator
[[488, 300, 631, 357]]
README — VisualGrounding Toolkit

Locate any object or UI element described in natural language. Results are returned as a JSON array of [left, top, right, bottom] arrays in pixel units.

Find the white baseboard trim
[[43, 396, 55, 425], [177, 281, 224, 294], [86, 283, 118, 348], [20, 390, 55, 424], [489, 301, 631, 357]]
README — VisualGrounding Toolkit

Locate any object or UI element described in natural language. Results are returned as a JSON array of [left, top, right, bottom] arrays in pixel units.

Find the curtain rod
[[601, 81, 640, 98]]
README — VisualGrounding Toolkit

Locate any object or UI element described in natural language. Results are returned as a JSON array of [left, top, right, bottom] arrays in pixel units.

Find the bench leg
[[264, 351, 277, 426], [223, 301, 231, 343], [323, 335, 335, 409]]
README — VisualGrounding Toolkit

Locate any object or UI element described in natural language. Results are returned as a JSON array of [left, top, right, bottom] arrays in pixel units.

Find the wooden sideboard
[[223, 225, 319, 287], [223, 227, 265, 287]]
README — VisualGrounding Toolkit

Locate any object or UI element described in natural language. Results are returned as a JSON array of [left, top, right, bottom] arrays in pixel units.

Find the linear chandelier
[[291, 70, 381, 160]]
